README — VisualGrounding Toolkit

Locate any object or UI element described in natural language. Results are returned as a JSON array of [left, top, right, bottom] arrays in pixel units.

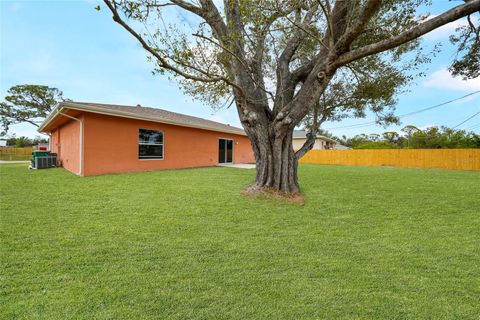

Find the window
[[139, 129, 163, 159]]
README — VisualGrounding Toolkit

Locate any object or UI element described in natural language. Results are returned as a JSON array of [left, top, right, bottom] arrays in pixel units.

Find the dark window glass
[[219, 139, 226, 163], [139, 129, 163, 159], [219, 139, 233, 163], [226, 139, 233, 162], [139, 145, 163, 159]]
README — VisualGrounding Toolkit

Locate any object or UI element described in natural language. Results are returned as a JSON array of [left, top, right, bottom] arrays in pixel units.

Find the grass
[[0, 154, 31, 161], [1, 164, 479, 319]]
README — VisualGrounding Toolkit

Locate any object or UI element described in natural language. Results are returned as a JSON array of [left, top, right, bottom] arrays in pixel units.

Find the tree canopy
[[449, 7, 480, 79], [0, 85, 64, 135]]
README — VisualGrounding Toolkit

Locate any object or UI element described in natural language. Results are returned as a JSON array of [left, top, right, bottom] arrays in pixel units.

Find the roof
[[38, 101, 246, 136], [292, 130, 337, 143], [333, 144, 351, 150]]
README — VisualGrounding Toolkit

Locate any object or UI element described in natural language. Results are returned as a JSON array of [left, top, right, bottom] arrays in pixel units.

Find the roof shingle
[[44, 101, 246, 135]]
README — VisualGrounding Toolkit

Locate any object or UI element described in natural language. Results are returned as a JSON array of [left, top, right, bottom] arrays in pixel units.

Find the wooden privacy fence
[[0, 147, 34, 160], [299, 149, 480, 171]]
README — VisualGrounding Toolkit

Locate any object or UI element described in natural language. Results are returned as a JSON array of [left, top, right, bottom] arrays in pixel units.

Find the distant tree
[[3, 135, 47, 147], [401, 125, 420, 137], [472, 133, 480, 148], [5, 135, 17, 146], [355, 141, 397, 149], [401, 125, 420, 148], [0, 85, 64, 135], [344, 134, 370, 148], [369, 133, 381, 142], [382, 131, 399, 144], [410, 126, 479, 149], [32, 136, 49, 145], [347, 126, 479, 149], [13, 136, 33, 148], [410, 126, 442, 148]]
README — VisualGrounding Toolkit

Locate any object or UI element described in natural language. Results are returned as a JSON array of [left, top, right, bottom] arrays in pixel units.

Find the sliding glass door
[[218, 139, 233, 163]]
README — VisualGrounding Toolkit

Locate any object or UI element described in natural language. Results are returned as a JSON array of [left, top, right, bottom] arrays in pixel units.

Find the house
[[292, 130, 340, 150], [38, 101, 255, 176]]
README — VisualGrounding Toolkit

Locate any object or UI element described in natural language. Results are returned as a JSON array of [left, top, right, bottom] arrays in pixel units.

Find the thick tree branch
[[274, 4, 321, 115], [168, 0, 202, 15], [334, 0, 382, 53], [103, 0, 245, 94], [192, 32, 274, 100], [334, 0, 480, 66], [284, 0, 360, 89], [224, 0, 244, 49], [295, 102, 325, 159], [172, 0, 228, 40], [329, 0, 349, 43], [279, 4, 322, 68], [248, 4, 302, 102]]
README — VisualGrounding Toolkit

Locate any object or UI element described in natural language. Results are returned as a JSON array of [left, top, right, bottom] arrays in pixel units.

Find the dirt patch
[[244, 184, 305, 205]]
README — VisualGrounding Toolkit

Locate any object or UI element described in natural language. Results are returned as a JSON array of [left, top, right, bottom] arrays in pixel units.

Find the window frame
[[138, 128, 164, 160]]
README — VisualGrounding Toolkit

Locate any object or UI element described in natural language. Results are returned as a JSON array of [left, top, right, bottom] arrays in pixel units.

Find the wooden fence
[[299, 149, 480, 171], [0, 147, 34, 161]]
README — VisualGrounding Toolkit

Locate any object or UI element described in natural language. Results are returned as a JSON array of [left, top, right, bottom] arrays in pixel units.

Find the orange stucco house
[[38, 101, 255, 176]]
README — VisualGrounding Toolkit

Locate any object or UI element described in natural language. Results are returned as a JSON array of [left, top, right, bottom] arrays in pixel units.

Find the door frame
[[218, 138, 234, 164]]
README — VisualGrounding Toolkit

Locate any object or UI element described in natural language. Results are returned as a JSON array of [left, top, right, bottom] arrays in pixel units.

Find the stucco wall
[[49, 118, 81, 174], [81, 112, 254, 176], [292, 138, 327, 151]]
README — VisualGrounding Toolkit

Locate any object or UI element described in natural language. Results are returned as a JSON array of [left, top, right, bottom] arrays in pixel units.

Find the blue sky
[[1, 0, 479, 139]]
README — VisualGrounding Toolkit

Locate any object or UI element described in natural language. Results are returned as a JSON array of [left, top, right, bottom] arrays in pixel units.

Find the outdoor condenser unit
[[34, 155, 57, 169], [29, 153, 57, 170]]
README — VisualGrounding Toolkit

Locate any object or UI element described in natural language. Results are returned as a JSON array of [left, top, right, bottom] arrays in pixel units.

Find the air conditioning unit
[[35, 156, 57, 169], [29, 153, 57, 170]]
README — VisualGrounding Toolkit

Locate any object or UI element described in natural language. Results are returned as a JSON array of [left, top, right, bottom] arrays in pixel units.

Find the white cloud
[[423, 69, 480, 92]]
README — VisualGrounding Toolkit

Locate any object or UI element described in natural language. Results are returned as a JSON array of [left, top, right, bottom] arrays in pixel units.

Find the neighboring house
[[292, 130, 340, 150], [0, 140, 7, 147], [333, 144, 351, 150], [38, 101, 254, 176]]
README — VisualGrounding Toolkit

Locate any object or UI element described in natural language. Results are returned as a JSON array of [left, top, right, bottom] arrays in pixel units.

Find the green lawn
[[0, 154, 31, 161], [1, 164, 479, 319]]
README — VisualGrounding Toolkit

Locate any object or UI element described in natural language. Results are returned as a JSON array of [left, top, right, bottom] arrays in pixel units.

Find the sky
[[1, 0, 479, 139]]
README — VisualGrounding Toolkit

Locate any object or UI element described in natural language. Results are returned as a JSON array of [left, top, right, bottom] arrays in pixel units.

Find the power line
[[466, 122, 480, 130], [452, 111, 480, 129], [324, 90, 480, 130]]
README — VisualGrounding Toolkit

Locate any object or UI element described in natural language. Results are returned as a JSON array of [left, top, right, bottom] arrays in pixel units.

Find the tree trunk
[[236, 67, 334, 195], [245, 125, 300, 194]]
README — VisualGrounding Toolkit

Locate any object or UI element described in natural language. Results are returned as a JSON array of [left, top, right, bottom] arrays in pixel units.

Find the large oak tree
[[102, 0, 480, 193]]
